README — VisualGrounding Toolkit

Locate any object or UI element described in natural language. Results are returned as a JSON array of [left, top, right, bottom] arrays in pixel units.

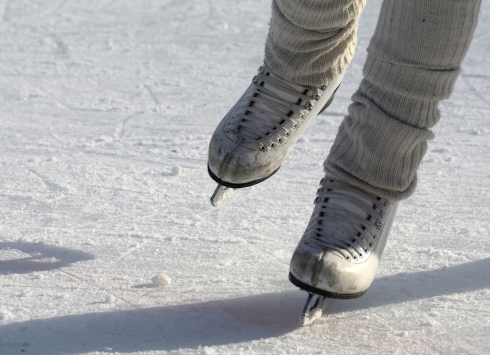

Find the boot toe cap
[[208, 134, 277, 185], [290, 244, 376, 295]]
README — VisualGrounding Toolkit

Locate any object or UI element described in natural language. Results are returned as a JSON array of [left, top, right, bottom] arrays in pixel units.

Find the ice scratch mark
[[461, 68, 489, 105], [26, 168, 66, 193], [144, 85, 159, 107], [78, 184, 147, 195], [114, 111, 144, 140], [0, 61, 73, 109], [49, 34, 70, 59]]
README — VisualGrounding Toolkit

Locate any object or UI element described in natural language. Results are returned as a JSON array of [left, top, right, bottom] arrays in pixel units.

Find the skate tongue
[[253, 71, 306, 115], [238, 72, 308, 141], [237, 68, 313, 142], [326, 189, 373, 237]]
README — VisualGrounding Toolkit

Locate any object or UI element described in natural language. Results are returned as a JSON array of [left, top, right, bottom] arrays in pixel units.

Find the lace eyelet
[[252, 75, 259, 83], [307, 102, 314, 110], [315, 95, 321, 101], [320, 85, 327, 91]]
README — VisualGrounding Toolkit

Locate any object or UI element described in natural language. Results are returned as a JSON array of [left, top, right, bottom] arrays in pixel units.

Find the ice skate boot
[[208, 65, 343, 206], [289, 176, 398, 326]]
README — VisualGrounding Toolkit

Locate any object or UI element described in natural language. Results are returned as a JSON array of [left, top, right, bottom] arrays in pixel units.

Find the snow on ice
[[105, 294, 116, 304], [171, 166, 183, 176], [151, 274, 171, 287]]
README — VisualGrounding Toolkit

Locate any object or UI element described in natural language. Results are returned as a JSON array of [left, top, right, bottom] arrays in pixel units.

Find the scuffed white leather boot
[[289, 176, 398, 299], [208, 65, 343, 189]]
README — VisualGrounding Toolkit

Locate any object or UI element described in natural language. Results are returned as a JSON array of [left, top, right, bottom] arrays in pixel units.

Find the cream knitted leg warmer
[[264, 0, 366, 86], [325, 0, 482, 201]]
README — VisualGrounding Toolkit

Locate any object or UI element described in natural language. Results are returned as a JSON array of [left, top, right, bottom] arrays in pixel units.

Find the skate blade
[[300, 293, 332, 327], [210, 184, 234, 207]]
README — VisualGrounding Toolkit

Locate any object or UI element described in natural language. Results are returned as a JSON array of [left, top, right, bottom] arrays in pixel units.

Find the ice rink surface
[[0, 0, 489, 354]]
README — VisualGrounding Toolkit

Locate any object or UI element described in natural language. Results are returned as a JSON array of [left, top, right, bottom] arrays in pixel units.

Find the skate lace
[[227, 66, 323, 150], [303, 178, 391, 261]]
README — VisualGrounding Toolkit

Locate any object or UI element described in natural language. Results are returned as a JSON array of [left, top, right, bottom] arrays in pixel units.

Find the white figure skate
[[289, 177, 398, 326], [208, 65, 343, 206]]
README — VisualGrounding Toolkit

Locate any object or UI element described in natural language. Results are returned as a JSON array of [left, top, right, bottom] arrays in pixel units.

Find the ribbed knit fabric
[[324, 0, 482, 200], [264, 0, 366, 86]]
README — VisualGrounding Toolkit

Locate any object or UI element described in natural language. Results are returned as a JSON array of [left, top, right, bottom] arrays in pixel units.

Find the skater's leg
[[208, 0, 366, 198], [265, 0, 366, 86], [290, 0, 482, 298], [325, 0, 483, 201]]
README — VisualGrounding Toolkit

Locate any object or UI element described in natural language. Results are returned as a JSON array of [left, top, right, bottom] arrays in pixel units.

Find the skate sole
[[207, 165, 280, 189], [289, 272, 367, 299]]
